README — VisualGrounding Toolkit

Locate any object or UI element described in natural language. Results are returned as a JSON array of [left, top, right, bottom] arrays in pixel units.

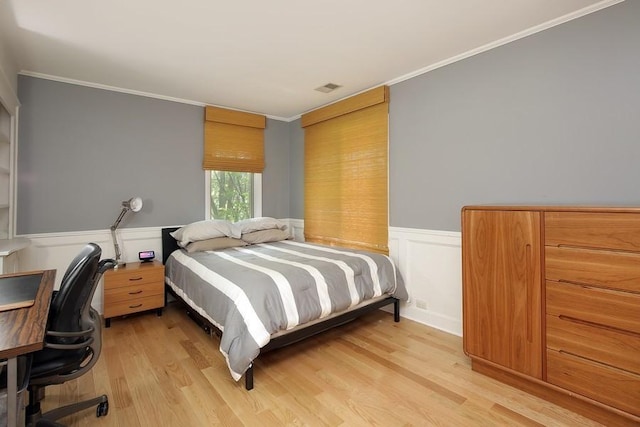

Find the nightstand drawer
[[545, 246, 640, 293], [547, 315, 640, 375], [104, 264, 164, 290], [545, 211, 640, 252], [104, 294, 165, 318], [546, 281, 640, 334], [547, 349, 640, 417], [104, 281, 163, 305]]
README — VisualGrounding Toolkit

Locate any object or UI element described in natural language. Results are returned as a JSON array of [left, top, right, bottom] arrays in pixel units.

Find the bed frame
[[161, 227, 400, 390]]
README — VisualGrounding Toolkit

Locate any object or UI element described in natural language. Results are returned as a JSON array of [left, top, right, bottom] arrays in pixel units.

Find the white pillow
[[234, 217, 287, 234], [170, 220, 240, 247]]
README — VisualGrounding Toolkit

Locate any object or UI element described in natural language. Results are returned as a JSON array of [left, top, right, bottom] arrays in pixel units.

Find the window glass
[[209, 171, 252, 221]]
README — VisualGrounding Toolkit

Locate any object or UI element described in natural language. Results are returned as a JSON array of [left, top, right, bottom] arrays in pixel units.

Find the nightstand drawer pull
[[128, 290, 143, 295], [129, 303, 143, 309], [129, 277, 143, 281]]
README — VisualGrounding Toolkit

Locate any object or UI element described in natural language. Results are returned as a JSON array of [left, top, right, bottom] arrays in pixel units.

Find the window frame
[[204, 170, 262, 220]]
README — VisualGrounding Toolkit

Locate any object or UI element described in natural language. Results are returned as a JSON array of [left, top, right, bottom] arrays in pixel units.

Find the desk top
[[0, 270, 55, 359], [0, 273, 42, 311]]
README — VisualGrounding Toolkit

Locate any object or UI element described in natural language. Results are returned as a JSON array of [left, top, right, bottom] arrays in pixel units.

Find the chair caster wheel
[[97, 400, 109, 417]]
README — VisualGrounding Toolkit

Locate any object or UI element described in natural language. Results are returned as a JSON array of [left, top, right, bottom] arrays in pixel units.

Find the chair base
[[26, 392, 108, 426]]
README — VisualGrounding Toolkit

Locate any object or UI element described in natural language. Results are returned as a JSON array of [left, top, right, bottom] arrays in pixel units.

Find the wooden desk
[[0, 270, 55, 427]]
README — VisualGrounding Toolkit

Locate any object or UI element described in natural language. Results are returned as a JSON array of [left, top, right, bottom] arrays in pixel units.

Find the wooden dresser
[[462, 206, 640, 427], [103, 261, 165, 327]]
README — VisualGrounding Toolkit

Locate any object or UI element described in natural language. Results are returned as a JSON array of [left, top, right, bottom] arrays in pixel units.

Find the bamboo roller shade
[[203, 106, 266, 172], [302, 86, 389, 254]]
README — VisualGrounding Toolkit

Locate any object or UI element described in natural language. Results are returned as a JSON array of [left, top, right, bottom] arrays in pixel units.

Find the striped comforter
[[165, 240, 407, 381]]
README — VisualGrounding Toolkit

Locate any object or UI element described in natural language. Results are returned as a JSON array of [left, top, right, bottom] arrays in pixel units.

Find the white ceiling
[[0, 0, 616, 120]]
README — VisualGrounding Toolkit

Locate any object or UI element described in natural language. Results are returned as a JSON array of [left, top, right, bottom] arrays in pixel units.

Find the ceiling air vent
[[315, 83, 341, 93]]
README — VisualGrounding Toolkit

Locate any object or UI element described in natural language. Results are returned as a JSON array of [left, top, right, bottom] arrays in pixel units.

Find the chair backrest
[[29, 243, 115, 386], [47, 243, 111, 341]]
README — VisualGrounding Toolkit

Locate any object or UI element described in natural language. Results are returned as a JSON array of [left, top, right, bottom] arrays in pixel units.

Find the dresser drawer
[[104, 264, 164, 290], [103, 294, 164, 318], [547, 315, 640, 375], [547, 349, 640, 417], [104, 281, 163, 305], [545, 211, 640, 251], [546, 246, 640, 293], [546, 281, 640, 334]]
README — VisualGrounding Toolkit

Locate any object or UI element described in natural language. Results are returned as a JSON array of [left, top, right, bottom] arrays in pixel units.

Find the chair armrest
[[44, 336, 94, 350], [99, 259, 116, 274], [43, 326, 95, 350], [47, 327, 94, 338]]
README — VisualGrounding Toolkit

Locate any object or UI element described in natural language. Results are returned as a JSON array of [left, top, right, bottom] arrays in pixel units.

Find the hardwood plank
[[40, 302, 610, 426]]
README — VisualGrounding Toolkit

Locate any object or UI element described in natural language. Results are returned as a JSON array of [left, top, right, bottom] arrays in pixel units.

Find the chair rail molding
[[18, 226, 168, 314], [18, 221, 463, 336], [284, 220, 462, 336]]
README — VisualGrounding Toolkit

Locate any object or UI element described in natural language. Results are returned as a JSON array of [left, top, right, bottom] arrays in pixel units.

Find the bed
[[161, 221, 407, 390]]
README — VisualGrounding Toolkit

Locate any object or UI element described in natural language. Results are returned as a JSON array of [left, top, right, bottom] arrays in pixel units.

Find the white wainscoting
[[285, 220, 463, 337], [389, 226, 462, 337], [18, 226, 166, 314], [17, 221, 463, 337], [286, 218, 305, 242]]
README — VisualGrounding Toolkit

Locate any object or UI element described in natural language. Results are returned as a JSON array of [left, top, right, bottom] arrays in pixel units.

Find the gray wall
[[389, 0, 640, 231], [286, 1, 640, 231], [17, 1, 640, 235], [263, 118, 291, 218], [17, 76, 291, 234], [288, 118, 304, 219]]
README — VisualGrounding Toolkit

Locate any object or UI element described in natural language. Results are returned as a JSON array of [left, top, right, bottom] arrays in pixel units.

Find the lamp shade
[[123, 197, 143, 212]]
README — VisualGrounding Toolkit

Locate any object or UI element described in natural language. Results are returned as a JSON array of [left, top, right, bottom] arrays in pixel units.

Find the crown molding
[[385, 0, 624, 87], [18, 0, 624, 123], [18, 71, 292, 122]]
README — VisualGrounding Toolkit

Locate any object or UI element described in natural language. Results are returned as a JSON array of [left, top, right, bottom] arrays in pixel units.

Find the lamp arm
[[110, 207, 129, 231], [110, 226, 122, 265], [110, 207, 129, 265]]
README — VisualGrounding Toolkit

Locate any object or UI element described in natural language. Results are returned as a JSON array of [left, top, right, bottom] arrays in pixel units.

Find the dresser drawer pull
[[129, 277, 143, 281], [128, 290, 143, 295], [526, 244, 533, 343], [129, 303, 143, 309]]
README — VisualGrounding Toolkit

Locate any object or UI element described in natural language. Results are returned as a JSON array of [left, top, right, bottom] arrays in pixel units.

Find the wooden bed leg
[[245, 364, 254, 390], [394, 298, 400, 322]]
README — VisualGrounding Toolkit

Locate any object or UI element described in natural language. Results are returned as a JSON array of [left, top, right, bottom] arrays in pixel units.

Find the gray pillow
[[185, 237, 247, 253], [241, 229, 290, 244]]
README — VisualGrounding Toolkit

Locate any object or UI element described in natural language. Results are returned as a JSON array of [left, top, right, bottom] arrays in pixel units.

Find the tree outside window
[[210, 171, 252, 221]]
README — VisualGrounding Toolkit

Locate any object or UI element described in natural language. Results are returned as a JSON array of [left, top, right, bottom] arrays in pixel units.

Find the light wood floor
[[39, 302, 606, 426]]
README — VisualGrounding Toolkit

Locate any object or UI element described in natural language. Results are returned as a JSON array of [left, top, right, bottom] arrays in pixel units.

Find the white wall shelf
[[0, 91, 27, 272]]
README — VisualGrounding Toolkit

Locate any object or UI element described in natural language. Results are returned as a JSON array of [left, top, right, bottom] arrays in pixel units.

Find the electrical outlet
[[416, 299, 427, 310]]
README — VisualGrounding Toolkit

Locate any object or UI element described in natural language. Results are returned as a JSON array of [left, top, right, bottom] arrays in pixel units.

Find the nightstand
[[103, 260, 165, 327]]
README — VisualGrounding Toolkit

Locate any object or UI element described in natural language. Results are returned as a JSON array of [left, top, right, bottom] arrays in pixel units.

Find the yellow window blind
[[203, 106, 266, 172], [302, 86, 389, 254]]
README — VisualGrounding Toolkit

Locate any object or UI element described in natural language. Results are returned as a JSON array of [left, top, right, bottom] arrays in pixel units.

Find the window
[[205, 171, 262, 221], [202, 105, 266, 221]]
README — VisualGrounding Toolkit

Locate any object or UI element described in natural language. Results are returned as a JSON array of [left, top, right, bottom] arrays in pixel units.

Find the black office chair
[[25, 243, 115, 426]]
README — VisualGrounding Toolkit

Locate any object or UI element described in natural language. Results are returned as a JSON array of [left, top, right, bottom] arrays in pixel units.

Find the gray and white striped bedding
[[164, 240, 407, 381]]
